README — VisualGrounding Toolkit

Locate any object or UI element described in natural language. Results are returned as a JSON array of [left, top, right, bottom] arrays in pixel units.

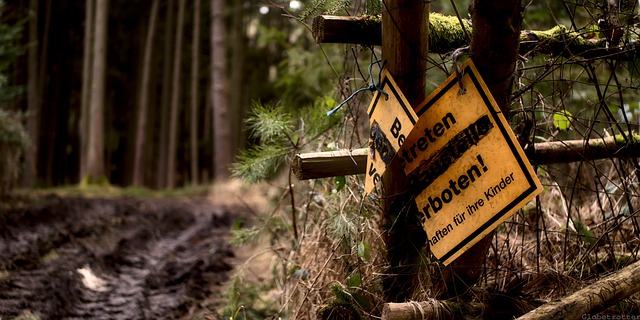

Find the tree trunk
[[442, 0, 522, 298], [132, 0, 159, 186], [79, 0, 93, 182], [380, 0, 429, 302], [156, 0, 175, 189], [166, 0, 185, 189], [40, 1, 56, 185], [189, 0, 201, 186], [86, 0, 108, 182], [23, 0, 39, 188], [229, 0, 245, 159], [211, 0, 230, 180], [435, 0, 524, 299]]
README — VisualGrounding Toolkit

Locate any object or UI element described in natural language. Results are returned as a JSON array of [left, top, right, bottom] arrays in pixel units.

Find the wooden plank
[[291, 148, 367, 180], [292, 136, 640, 180], [311, 14, 640, 61], [312, 15, 381, 46]]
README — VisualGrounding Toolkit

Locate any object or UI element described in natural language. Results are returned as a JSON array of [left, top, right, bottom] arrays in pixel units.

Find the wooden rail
[[292, 136, 640, 180], [312, 14, 640, 60]]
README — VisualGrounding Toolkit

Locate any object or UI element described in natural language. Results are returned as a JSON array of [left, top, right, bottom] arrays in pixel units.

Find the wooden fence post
[[380, 0, 429, 302]]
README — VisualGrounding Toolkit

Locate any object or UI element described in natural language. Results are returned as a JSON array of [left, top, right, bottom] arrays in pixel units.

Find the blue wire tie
[[326, 60, 388, 116]]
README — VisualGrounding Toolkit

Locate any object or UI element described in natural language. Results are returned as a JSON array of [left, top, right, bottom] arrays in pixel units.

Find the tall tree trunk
[[211, 0, 230, 180], [167, 0, 186, 189], [229, 0, 245, 158], [80, 0, 94, 182], [86, 0, 108, 182], [36, 0, 50, 184], [203, 87, 212, 183], [190, 0, 201, 186], [132, 0, 159, 186], [156, 0, 175, 189], [23, 0, 39, 188], [438, 0, 524, 298]]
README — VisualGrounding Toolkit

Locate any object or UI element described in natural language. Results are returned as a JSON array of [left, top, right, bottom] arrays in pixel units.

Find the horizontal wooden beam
[[291, 148, 367, 180], [312, 15, 381, 46], [292, 136, 640, 180], [312, 14, 640, 60]]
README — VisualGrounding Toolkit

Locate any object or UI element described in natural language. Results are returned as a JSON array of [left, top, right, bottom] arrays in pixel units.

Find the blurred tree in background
[[0, 1, 27, 194]]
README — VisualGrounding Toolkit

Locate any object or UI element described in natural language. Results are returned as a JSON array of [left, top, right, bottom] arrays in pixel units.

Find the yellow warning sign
[[399, 60, 543, 265], [365, 70, 417, 195]]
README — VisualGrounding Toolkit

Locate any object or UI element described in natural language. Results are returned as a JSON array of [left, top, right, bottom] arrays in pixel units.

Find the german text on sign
[[399, 60, 543, 265]]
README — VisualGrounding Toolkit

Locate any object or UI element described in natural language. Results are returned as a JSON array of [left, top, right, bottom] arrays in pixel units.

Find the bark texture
[[167, 0, 185, 189], [189, 0, 201, 185], [87, 0, 108, 181], [211, 0, 231, 180], [80, 0, 94, 181], [380, 0, 429, 302], [132, 0, 159, 186]]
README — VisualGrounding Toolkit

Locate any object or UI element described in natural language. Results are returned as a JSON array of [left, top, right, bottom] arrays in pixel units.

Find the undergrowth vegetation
[[224, 1, 640, 319]]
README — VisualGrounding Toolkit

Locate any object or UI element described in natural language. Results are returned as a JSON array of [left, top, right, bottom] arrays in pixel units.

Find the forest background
[[1, 0, 338, 189]]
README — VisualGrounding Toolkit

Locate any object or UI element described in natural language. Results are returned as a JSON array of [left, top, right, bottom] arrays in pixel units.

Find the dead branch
[[516, 259, 640, 320]]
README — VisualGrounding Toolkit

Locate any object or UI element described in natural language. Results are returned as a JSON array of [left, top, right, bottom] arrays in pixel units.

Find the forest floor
[[0, 183, 264, 320]]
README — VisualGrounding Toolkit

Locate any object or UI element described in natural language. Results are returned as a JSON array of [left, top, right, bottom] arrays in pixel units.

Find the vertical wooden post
[[381, 1, 429, 108], [437, 0, 524, 299], [380, 0, 429, 302]]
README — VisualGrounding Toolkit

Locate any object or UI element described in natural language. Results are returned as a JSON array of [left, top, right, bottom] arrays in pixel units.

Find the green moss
[[429, 12, 471, 52], [589, 133, 640, 148], [357, 14, 380, 24], [613, 132, 640, 145], [525, 24, 595, 48], [355, 12, 471, 52]]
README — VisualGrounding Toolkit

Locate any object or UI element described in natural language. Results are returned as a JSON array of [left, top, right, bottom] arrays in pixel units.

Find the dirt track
[[0, 194, 243, 319]]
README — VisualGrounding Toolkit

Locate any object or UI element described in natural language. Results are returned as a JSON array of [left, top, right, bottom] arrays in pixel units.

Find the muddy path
[[0, 194, 245, 319]]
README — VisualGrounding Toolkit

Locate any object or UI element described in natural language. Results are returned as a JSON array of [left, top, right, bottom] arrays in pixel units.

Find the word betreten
[[398, 112, 456, 166], [422, 155, 488, 219]]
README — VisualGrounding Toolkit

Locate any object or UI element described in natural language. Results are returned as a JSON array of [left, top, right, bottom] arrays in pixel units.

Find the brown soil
[[0, 194, 246, 320]]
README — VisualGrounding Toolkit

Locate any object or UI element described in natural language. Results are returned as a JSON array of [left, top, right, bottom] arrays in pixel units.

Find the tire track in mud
[[0, 195, 239, 320]]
